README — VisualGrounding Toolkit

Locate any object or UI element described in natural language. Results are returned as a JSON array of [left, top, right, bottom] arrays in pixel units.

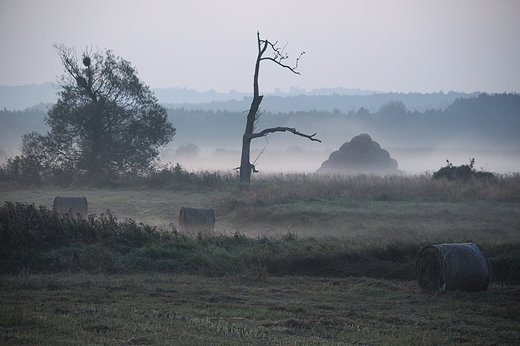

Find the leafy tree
[[22, 44, 175, 184], [377, 100, 407, 117], [238, 32, 321, 183]]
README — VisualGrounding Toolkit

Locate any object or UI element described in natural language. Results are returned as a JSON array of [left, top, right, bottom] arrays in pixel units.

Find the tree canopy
[[22, 44, 175, 184]]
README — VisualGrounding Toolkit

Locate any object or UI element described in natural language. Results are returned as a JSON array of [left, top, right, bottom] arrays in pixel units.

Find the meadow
[[1, 172, 520, 344]]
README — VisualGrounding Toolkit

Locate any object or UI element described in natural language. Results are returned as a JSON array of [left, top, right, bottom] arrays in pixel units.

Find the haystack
[[317, 133, 399, 174], [415, 242, 491, 292], [179, 207, 215, 232]]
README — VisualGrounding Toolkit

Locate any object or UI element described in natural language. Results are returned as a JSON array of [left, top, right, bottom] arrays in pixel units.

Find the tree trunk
[[240, 92, 263, 182], [85, 68, 103, 185], [239, 134, 252, 183], [238, 32, 316, 182], [239, 33, 264, 183]]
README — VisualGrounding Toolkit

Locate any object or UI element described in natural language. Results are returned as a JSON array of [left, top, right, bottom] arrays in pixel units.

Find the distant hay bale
[[53, 196, 88, 217], [415, 243, 491, 292], [317, 133, 400, 174], [179, 207, 215, 232]]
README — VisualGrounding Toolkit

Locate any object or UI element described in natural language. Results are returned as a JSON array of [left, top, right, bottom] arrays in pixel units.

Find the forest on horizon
[[2, 91, 518, 154], [0, 82, 481, 112]]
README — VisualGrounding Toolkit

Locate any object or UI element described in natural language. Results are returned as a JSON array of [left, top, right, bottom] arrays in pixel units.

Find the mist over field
[[1, 85, 519, 176], [159, 145, 520, 176]]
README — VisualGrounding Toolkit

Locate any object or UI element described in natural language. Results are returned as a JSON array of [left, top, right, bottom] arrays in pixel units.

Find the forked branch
[[249, 127, 321, 142]]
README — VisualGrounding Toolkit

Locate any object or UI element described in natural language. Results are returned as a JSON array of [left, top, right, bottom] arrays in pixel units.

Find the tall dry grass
[[219, 172, 520, 207]]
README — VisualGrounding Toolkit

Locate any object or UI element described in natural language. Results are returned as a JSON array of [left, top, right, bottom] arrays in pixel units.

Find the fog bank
[[160, 146, 520, 176]]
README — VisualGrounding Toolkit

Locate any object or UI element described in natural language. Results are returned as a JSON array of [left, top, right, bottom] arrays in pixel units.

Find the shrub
[[0, 202, 164, 273], [0, 154, 237, 190], [1, 201, 518, 284], [0, 155, 43, 187], [433, 158, 496, 181]]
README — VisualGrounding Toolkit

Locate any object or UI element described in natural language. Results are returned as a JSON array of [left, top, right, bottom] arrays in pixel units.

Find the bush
[[0, 202, 164, 273], [0, 154, 237, 190], [145, 163, 234, 190], [1, 202, 519, 284], [433, 158, 496, 181], [0, 155, 43, 187]]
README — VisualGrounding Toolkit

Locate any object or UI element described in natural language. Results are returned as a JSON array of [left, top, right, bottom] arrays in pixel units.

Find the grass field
[[2, 273, 520, 345], [1, 172, 520, 344], [2, 173, 519, 240]]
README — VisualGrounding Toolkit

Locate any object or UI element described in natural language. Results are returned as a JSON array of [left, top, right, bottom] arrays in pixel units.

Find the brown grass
[[1, 173, 519, 241], [1, 272, 519, 345]]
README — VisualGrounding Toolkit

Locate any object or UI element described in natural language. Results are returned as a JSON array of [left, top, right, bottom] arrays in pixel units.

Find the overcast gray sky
[[1, 0, 519, 94]]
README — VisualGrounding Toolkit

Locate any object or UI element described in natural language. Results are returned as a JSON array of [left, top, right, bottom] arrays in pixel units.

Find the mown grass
[[1, 172, 519, 344], [1, 273, 519, 345]]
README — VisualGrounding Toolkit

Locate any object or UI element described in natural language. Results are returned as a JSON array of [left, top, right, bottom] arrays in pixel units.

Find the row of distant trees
[[167, 93, 520, 148], [3, 93, 519, 150], [162, 90, 481, 114], [2, 93, 519, 181]]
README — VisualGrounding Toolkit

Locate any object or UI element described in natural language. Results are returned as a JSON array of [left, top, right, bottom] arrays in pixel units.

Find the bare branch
[[249, 127, 321, 142], [258, 58, 293, 74], [258, 36, 305, 75], [252, 147, 266, 166]]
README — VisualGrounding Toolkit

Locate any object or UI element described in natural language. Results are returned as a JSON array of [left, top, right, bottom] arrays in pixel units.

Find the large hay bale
[[53, 196, 88, 217], [317, 133, 400, 174], [415, 242, 491, 292], [179, 207, 215, 232]]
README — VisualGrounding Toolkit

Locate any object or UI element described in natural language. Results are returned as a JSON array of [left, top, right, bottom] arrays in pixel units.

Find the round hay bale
[[179, 207, 215, 232], [415, 243, 491, 292], [53, 196, 88, 217]]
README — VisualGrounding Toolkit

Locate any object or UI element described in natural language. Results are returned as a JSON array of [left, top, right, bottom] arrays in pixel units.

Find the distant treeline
[[0, 107, 49, 150], [0, 82, 476, 112], [1, 93, 519, 152], [163, 90, 480, 114], [168, 93, 520, 148]]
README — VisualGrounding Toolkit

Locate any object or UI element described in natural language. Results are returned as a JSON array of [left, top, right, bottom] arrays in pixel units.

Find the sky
[[1, 0, 519, 94]]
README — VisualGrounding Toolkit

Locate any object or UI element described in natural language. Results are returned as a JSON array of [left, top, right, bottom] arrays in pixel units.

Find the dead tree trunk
[[239, 32, 321, 183]]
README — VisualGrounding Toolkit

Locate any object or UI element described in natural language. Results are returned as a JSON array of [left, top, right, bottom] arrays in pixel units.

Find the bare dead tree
[[239, 32, 321, 182]]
